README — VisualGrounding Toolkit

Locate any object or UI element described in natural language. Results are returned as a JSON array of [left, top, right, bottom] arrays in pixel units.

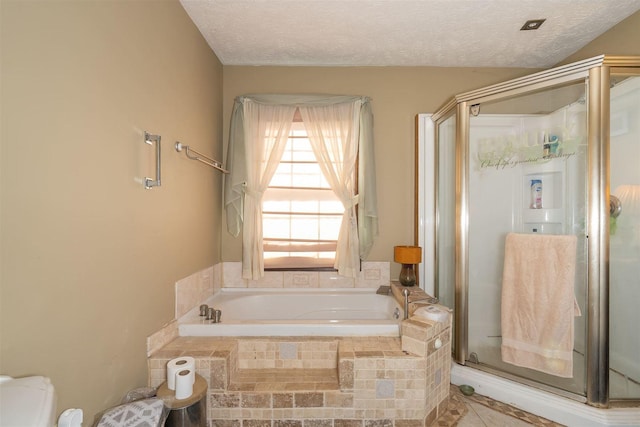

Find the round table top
[[156, 373, 207, 409]]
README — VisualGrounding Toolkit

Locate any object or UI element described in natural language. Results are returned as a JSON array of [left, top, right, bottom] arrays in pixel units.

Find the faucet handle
[[199, 304, 209, 316]]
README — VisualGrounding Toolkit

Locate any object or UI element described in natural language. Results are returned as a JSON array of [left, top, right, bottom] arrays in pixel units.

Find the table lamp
[[394, 245, 422, 287]]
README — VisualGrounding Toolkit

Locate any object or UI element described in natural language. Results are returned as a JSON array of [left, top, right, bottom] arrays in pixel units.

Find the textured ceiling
[[180, 0, 640, 68]]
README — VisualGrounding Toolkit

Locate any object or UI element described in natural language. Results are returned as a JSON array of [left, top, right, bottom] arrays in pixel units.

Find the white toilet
[[0, 375, 56, 426], [0, 375, 82, 427]]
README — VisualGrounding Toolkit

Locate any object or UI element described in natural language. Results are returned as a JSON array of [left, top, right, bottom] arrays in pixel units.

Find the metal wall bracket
[[144, 131, 161, 189], [175, 142, 229, 173]]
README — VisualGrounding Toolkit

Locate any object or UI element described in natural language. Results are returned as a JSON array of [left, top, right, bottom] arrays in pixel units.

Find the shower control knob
[[434, 338, 443, 349]]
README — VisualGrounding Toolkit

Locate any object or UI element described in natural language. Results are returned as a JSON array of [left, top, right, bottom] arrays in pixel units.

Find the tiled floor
[[435, 385, 564, 426]]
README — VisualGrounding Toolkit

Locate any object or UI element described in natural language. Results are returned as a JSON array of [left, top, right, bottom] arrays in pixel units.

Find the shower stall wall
[[465, 101, 589, 397], [429, 55, 640, 409]]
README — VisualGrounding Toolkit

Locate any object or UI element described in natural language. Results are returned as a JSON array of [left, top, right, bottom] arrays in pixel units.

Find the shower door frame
[[430, 55, 640, 407]]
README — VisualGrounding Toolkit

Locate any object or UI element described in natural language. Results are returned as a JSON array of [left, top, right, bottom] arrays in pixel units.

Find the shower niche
[[522, 166, 565, 234]]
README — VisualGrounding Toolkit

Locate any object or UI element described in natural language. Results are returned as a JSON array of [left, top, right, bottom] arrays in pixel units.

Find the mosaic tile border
[[431, 385, 565, 427], [431, 386, 468, 426], [463, 389, 564, 426]]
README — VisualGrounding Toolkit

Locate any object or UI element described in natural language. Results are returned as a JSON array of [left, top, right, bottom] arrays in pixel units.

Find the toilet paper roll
[[166, 357, 195, 390], [174, 369, 193, 400], [412, 305, 450, 323]]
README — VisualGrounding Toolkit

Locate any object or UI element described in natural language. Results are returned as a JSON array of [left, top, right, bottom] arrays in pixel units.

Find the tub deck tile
[[254, 382, 289, 392]]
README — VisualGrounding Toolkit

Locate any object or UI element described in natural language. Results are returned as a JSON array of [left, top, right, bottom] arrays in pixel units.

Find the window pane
[[290, 201, 318, 213], [319, 216, 343, 240], [263, 216, 291, 239], [292, 164, 326, 187], [320, 200, 344, 213], [263, 200, 291, 212], [291, 217, 320, 239], [262, 121, 347, 268]]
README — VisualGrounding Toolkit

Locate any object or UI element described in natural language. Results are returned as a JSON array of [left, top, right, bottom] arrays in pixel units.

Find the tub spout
[[402, 289, 439, 320]]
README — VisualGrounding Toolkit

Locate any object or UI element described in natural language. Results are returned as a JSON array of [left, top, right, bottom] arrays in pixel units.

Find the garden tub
[[178, 288, 403, 337]]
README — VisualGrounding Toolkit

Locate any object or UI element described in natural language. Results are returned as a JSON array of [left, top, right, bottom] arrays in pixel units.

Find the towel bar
[[175, 142, 229, 173]]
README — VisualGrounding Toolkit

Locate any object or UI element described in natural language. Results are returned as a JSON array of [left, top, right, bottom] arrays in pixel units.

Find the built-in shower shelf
[[523, 208, 564, 223], [523, 209, 564, 234], [524, 222, 563, 234], [523, 171, 563, 211]]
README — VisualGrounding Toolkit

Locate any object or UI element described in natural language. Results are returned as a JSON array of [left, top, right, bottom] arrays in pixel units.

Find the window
[[262, 121, 345, 269], [224, 94, 377, 280]]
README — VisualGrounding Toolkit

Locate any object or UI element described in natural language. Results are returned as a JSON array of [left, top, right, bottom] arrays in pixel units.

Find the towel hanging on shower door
[[500, 232, 581, 378]]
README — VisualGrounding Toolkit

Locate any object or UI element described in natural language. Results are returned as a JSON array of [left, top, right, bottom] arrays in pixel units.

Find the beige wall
[[1, 0, 223, 421], [1, 0, 638, 422], [559, 9, 640, 65]]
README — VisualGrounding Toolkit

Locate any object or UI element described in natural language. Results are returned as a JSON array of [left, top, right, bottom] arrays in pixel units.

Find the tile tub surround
[[175, 265, 221, 319], [148, 311, 451, 426], [222, 262, 391, 289]]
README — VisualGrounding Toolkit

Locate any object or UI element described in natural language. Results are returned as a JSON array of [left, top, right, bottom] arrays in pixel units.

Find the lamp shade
[[394, 246, 422, 264]]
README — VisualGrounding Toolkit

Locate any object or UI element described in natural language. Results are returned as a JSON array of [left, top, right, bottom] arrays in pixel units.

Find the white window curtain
[[299, 101, 360, 277], [224, 94, 378, 280]]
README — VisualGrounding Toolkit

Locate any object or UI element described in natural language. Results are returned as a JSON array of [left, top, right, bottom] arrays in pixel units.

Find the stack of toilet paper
[[166, 357, 195, 400]]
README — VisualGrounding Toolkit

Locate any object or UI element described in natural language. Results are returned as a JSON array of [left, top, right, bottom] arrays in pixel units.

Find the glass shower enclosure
[[431, 55, 640, 406]]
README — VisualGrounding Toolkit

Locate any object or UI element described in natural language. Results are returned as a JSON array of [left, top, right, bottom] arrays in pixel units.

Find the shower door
[[435, 113, 456, 310], [609, 74, 640, 401], [434, 111, 457, 354], [462, 82, 590, 396]]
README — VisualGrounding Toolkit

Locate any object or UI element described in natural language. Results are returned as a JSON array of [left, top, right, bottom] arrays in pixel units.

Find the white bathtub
[[178, 288, 403, 337]]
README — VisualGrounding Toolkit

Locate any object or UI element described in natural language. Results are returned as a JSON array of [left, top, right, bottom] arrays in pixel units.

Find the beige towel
[[501, 232, 581, 378]]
